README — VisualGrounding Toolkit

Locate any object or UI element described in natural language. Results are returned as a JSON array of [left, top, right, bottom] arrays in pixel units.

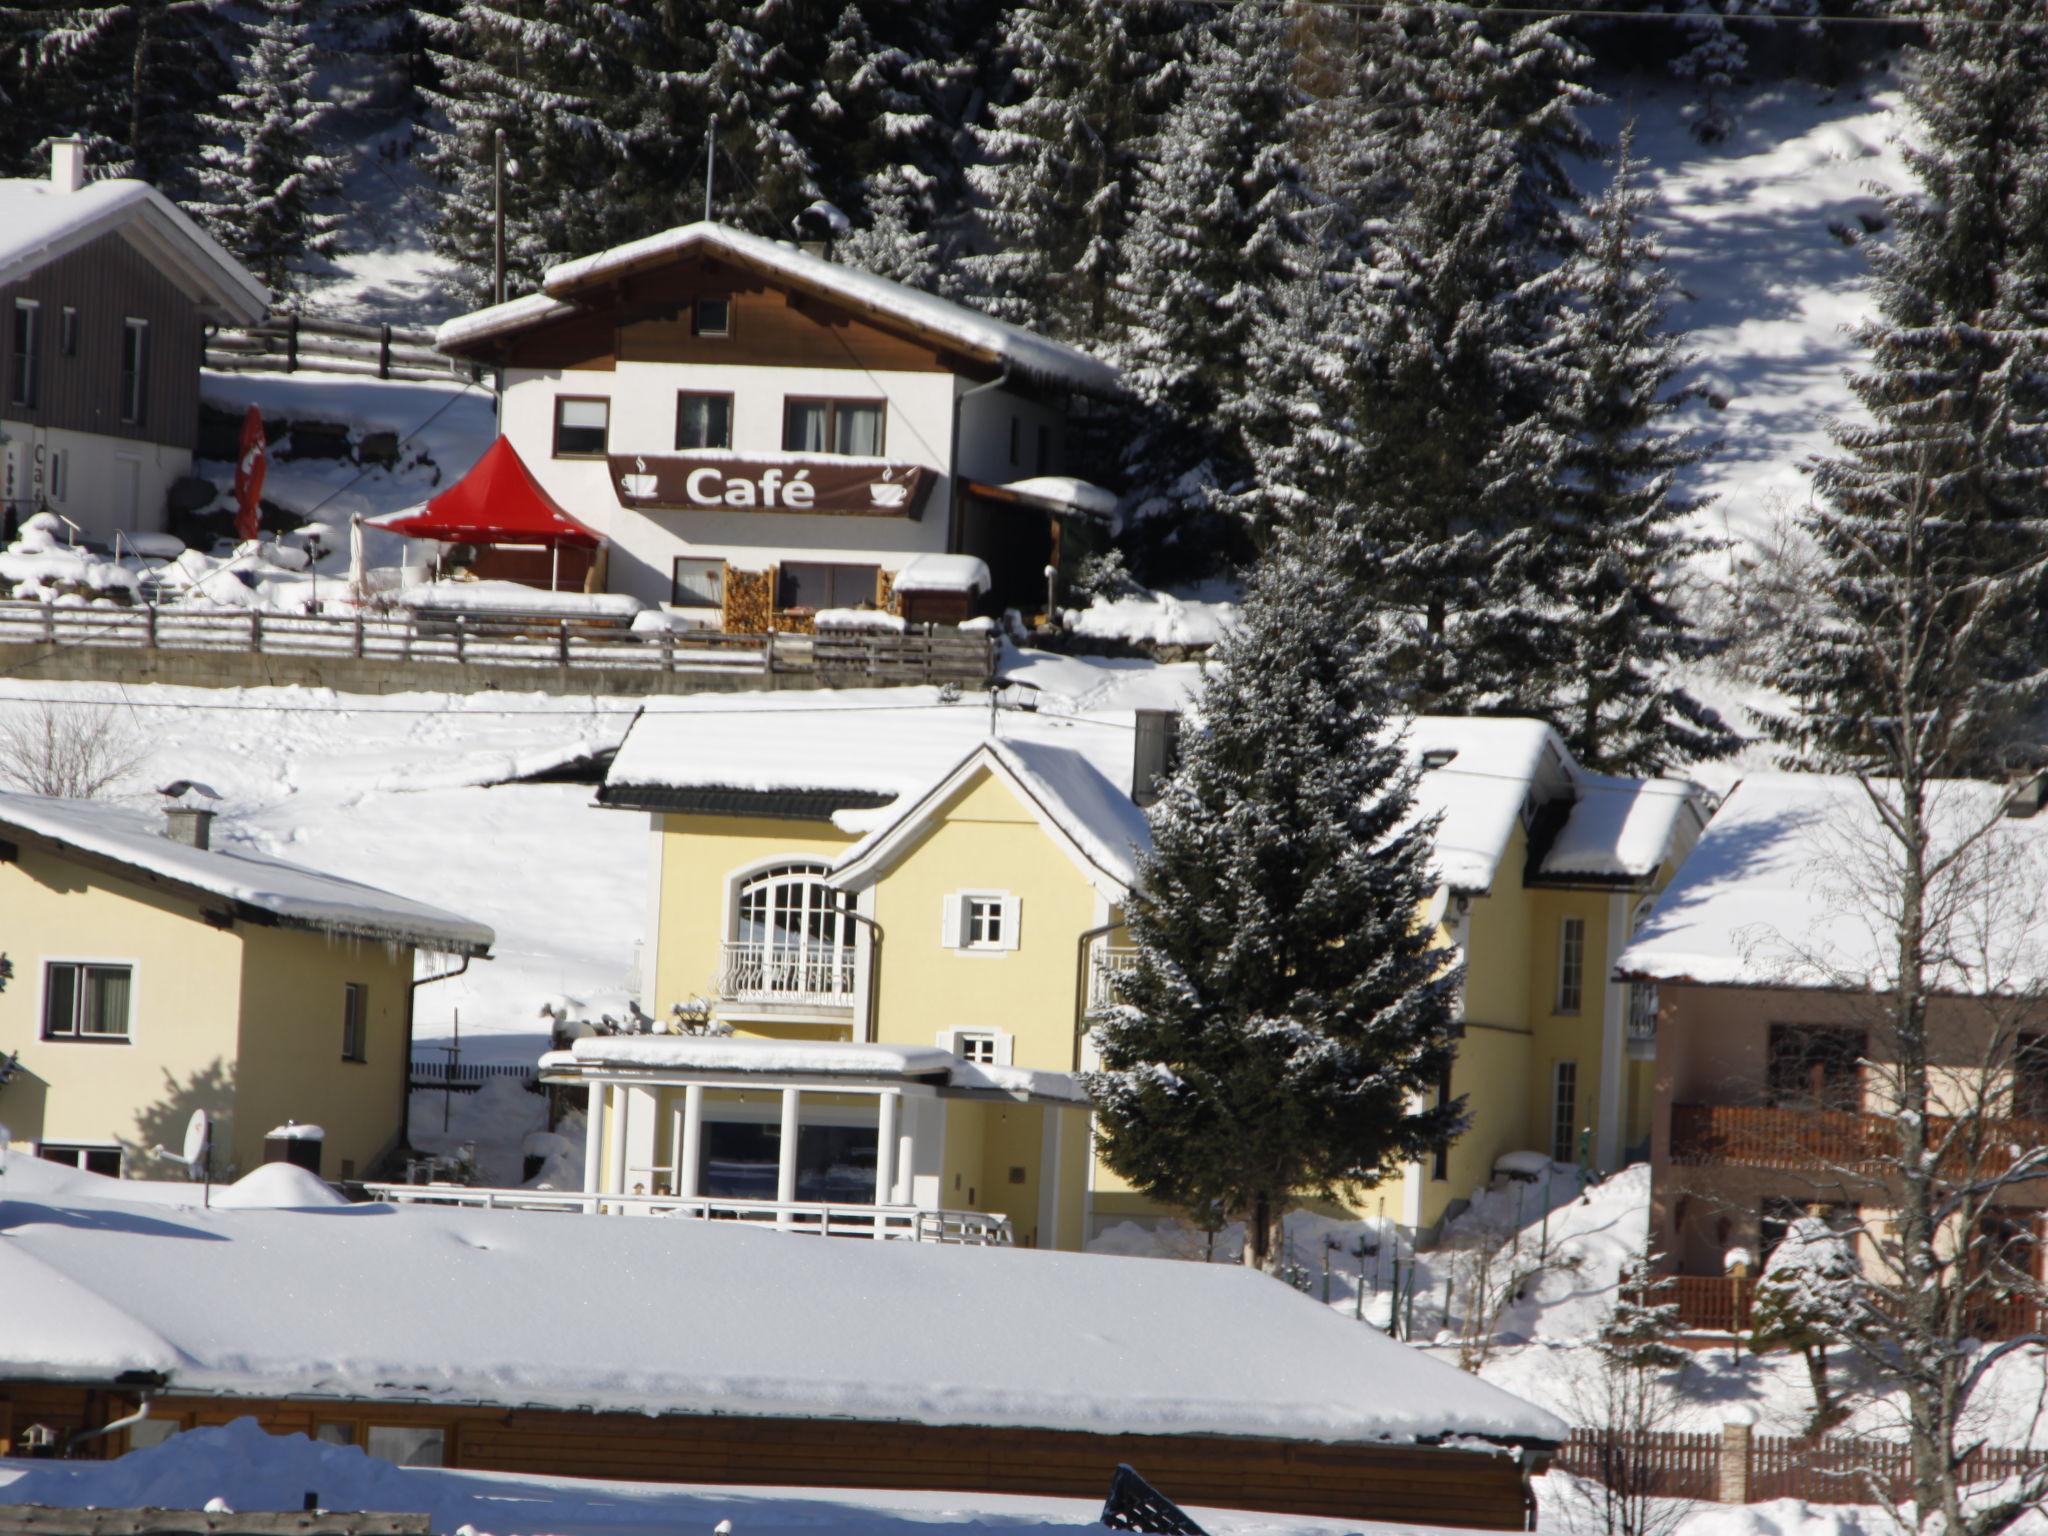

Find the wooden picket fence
[[1557, 1427, 2048, 1507], [205, 315, 474, 383]]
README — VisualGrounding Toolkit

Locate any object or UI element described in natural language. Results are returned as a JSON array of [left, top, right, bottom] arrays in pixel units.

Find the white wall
[[1, 418, 189, 540], [955, 385, 1064, 487]]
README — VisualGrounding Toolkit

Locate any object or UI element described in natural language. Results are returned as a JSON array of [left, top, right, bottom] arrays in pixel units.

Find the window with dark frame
[[1551, 1060, 1578, 1163], [553, 396, 609, 457], [1766, 1023, 1867, 1112], [782, 398, 884, 456], [120, 317, 148, 426], [1556, 916, 1585, 1014], [12, 299, 39, 408], [693, 296, 731, 337], [2016, 1033, 2048, 1120], [37, 1143, 122, 1177], [42, 961, 133, 1040], [341, 981, 368, 1062], [676, 391, 734, 450], [776, 562, 879, 611], [1432, 1058, 1453, 1180], [672, 557, 724, 609], [59, 305, 78, 358]]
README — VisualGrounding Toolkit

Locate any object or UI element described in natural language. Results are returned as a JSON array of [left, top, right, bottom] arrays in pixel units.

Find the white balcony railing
[[362, 1183, 1012, 1244], [717, 940, 856, 1007], [1089, 944, 1140, 1010]]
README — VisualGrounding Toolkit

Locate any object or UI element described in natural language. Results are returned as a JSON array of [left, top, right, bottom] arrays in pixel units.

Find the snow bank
[[1062, 587, 1236, 648], [213, 1162, 349, 1209], [392, 581, 645, 618]]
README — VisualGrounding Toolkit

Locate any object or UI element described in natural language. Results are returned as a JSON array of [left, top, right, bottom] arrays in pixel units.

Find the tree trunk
[[1241, 1191, 1285, 1274], [1801, 1342, 1833, 1431]]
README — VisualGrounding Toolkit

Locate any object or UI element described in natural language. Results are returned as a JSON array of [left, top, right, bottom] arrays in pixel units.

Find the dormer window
[[693, 297, 731, 337]]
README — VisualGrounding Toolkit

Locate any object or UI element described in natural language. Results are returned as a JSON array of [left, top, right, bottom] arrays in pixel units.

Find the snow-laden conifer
[[194, 0, 344, 296], [1599, 1249, 1688, 1373], [1748, 1216, 1859, 1431], [1086, 521, 1464, 1275], [1669, 1, 1817, 144]]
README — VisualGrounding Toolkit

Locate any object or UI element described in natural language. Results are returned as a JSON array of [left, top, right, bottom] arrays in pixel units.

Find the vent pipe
[[49, 137, 86, 194]]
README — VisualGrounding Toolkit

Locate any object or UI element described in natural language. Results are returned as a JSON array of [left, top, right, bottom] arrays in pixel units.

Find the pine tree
[[1768, 0, 2048, 774], [962, 0, 1181, 338], [1110, 0, 1318, 574], [836, 166, 943, 291], [1086, 520, 1465, 1275], [1490, 124, 1732, 774], [1670, 0, 1818, 144], [1748, 1216, 1859, 1432], [194, 0, 344, 297], [1600, 1250, 1688, 1372]]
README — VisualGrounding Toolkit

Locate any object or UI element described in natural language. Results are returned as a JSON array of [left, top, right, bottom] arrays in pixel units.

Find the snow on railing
[[360, 1182, 1013, 1245], [716, 940, 858, 1006], [1088, 944, 1140, 1009]]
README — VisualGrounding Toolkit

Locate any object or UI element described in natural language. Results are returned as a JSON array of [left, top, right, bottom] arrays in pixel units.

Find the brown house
[[0, 139, 268, 539]]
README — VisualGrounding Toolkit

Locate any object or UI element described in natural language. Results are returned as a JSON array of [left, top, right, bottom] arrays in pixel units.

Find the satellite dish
[[182, 1109, 211, 1175]]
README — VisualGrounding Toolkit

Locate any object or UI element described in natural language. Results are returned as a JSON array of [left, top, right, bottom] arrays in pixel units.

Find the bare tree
[[0, 701, 147, 800]]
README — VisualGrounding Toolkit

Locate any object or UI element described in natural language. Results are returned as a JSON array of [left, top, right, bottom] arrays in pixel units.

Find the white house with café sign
[[435, 223, 1123, 629]]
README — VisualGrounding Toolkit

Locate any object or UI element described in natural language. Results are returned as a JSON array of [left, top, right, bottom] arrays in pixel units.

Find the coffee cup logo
[[869, 481, 908, 508]]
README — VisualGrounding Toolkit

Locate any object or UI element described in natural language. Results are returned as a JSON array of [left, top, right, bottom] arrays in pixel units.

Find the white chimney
[[49, 137, 86, 194]]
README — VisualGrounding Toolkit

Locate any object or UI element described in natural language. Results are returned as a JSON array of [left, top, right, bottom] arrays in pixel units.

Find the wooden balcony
[[1664, 1273, 2045, 1341], [1671, 1103, 2048, 1175], [717, 940, 856, 1008]]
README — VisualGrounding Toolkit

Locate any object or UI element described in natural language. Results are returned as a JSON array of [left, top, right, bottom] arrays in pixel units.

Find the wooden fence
[[204, 316, 473, 383], [408, 1059, 535, 1093], [0, 601, 997, 686], [1557, 1426, 2048, 1507]]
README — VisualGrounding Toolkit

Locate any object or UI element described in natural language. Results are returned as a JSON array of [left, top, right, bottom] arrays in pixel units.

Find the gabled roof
[[436, 222, 1121, 398], [0, 790, 493, 955], [0, 177, 268, 323], [0, 1191, 1567, 1447], [375, 436, 601, 548]]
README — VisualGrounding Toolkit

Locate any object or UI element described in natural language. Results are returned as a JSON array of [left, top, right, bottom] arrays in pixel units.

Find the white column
[[581, 1082, 605, 1214], [1037, 1104, 1063, 1251], [606, 1083, 629, 1199], [678, 1084, 704, 1200], [874, 1091, 900, 1237], [1597, 892, 1630, 1172], [776, 1087, 802, 1229]]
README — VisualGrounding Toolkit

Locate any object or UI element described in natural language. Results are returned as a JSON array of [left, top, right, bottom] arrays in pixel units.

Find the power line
[[1110, 0, 1939, 23]]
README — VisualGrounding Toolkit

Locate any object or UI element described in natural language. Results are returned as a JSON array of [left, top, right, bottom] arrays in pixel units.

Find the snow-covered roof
[[1538, 774, 1702, 882], [891, 553, 991, 595], [1618, 774, 2048, 992], [437, 223, 1120, 397], [0, 790, 493, 955], [0, 1193, 1566, 1447], [0, 176, 268, 322], [541, 1035, 1089, 1104], [969, 476, 1121, 522], [600, 689, 1150, 896]]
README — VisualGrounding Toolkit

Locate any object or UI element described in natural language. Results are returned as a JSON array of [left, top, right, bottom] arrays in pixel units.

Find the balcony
[[1089, 944, 1140, 1010], [717, 940, 856, 1008], [1660, 1273, 2045, 1341], [1671, 1103, 2048, 1175]]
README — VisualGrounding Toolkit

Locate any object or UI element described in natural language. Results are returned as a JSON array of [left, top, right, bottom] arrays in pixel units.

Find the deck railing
[[1671, 1102, 2048, 1175], [1088, 944, 1140, 1010], [1663, 1273, 2045, 1341], [716, 940, 857, 1007], [362, 1182, 1012, 1244]]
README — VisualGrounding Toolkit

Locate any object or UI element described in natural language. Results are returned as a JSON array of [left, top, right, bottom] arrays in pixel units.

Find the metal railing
[[717, 940, 857, 1006], [1089, 944, 1140, 1009], [361, 1182, 1012, 1244], [0, 600, 997, 685]]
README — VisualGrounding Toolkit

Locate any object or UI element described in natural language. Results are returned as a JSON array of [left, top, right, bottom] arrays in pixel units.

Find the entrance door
[[111, 455, 141, 531]]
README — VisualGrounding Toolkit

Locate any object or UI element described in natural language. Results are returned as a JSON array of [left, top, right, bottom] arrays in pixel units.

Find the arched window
[[724, 863, 855, 1002]]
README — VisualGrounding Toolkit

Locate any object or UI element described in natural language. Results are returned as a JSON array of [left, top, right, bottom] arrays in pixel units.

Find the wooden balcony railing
[[1665, 1272, 2047, 1341], [1672, 1103, 2048, 1175]]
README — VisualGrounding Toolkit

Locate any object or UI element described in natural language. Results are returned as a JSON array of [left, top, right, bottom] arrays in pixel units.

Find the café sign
[[608, 453, 934, 520]]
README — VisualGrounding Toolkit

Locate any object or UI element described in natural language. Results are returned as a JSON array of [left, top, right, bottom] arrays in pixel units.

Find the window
[[37, 1143, 122, 1177], [341, 982, 368, 1062], [313, 1422, 355, 1448], [48, 449, 66, 504], [1556, 916, 1585, 1014], [696, 1119, 878, 1204], [1432, 1059, 1453, 1181], [365, 1426, 443, 1468], [59, 305, 77, 358], [12, 299, 39, 408], [676, 391, 733, 450], [776, 562, 878, 611], [783, 398, 885, 456], [693, 296, 731, 337], [552, 396, 609, 457], [943, 892, 1020, 952], [953, 1031, 1002, 1065], [672, 557, 724, 609], [729, 862, 854, 999], [1767, 1024, 1866, 1112], [1551, 1060, 1578, 1164], [2016, 1034, 2048, 1120], [120, 317, 148, 425], [127, 1418, 179, 1450], [42, 961, 133, 1040]]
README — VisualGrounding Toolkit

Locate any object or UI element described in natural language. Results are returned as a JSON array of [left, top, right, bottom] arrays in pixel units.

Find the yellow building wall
[[649, 811, 859, 1028], [1524, 888, 1614, 1172], [232, 931, 416, 1180], [0, 845, 245, 1174], [869, 769, 1102, 1069]]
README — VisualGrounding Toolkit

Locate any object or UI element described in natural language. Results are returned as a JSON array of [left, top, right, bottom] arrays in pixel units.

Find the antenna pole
[[703, 119, 716, 223], [492, 128, 507, 307]]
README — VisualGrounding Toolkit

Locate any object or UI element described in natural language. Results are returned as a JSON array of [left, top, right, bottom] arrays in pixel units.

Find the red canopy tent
[[380, 436, 602, 591]]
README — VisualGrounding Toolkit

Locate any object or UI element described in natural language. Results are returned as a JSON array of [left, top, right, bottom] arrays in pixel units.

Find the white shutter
[[998, 895, 1022, 951], [941, 893, 964, 949], [936, 1028, 962, 1054], [993, 1029, 1015, 1065]]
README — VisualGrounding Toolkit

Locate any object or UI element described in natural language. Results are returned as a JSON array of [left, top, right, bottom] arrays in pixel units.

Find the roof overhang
[[594, 784, 895, 820]]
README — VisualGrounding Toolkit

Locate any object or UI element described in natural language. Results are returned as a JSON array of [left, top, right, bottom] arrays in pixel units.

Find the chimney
[[49, 137, 86, 195], [1132, 710, 1180, 807], [2008, 770, 2048, 819], [158, 779, 222, 849]]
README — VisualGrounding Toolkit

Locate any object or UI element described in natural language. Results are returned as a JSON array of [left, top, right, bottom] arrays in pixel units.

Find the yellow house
[[580, 691, 1701, 1245], [0, 789, 493, 1182]]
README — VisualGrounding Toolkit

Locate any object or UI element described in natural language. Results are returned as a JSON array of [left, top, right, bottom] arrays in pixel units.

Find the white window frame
[[941, 890, 1020, 953], [1556, 915, 1585, 1015], [940, 1027, 1012, 1066], [40, 957, 137, 1041], [36, 1141, 123, 1177]]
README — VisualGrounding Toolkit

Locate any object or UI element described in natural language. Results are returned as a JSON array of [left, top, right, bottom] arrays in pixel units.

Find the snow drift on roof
[[1618, 774, 2048, 992], [439, 223, 1119, 397], [542, 1035, 1090, 1103], [0, 1195, 1566, 1446], [1404, 718, 1564, 895], [990, 737, 1153, 891], [891, 554, 991, 595], [1540, 776, 1701, 882], [0, 177, 267, 320], [0, 790, 493, 954]]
